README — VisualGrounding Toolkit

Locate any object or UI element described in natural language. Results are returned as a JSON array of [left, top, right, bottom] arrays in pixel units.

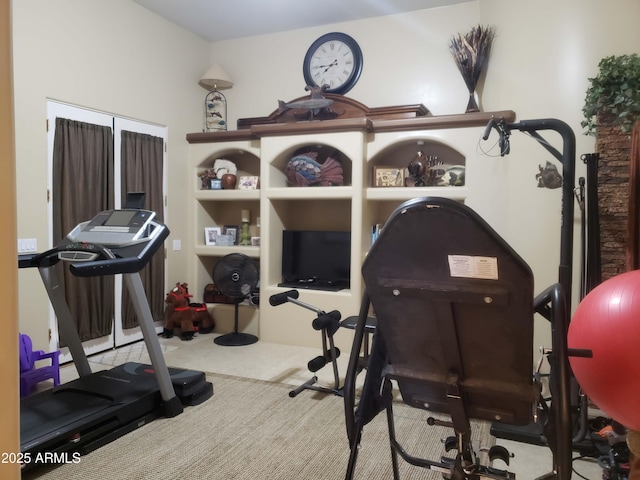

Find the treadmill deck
[[21, 362, 213, 464]]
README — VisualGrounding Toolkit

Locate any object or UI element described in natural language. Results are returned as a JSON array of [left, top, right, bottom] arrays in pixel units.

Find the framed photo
[[204, 227, 222, 245], [238, 176, 259, 190], [374, 166, 404, 187], [223, 225, 239, 245], [204, 227, 222, 246], [251, 236, 260, 246]]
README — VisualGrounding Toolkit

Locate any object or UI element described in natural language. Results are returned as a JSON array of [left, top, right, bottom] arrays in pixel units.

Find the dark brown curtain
[[52, 118, 115, 342], [120, 130, 165, 328]]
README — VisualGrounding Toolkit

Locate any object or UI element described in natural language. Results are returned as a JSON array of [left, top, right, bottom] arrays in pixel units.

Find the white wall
[[209, 2, 481, 123], [12, 0, 640, 351], [12, 0, 210, 348], [479, 0, 640, 350], [203, 0, 640, 352], [481, 0, 640, 284]]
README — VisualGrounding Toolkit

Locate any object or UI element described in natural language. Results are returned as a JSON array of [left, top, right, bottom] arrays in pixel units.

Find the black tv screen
[[280, 230, 351, 291]]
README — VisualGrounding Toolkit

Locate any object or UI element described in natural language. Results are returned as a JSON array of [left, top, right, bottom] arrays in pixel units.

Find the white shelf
[[265, 186, 354, 200], [266, 283, 353, 297], [205, 302, 258, 309], [194, 245, 260, 258], [195, 189, 260, 201], [366, 186, 468, 201]]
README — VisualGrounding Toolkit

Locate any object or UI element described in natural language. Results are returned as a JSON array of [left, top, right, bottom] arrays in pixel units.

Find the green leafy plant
[[582, 54, 640, 135]]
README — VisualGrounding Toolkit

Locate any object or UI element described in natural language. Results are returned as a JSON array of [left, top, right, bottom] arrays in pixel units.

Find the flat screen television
[[279, 230, 351, 291]]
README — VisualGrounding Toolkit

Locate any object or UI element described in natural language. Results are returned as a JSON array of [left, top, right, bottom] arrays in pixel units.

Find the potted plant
[[582, 53, 640, 135]]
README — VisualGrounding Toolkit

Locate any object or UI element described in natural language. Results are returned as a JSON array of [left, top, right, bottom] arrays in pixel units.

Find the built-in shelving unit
[[187, 104, 516, 349], [190, 140, 262, 338]]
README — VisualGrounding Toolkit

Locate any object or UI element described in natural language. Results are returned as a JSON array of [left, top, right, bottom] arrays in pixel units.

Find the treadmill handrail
[[25, 242, 115, 269], [18, 221, 170, 276], [70, 222, 169, 277]]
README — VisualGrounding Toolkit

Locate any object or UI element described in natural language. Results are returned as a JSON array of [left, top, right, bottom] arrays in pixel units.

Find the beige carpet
[[24, 374, 493, 480]]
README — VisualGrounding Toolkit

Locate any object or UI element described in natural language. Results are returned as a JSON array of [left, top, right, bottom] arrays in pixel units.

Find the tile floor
[[53, 332, 604, 479]]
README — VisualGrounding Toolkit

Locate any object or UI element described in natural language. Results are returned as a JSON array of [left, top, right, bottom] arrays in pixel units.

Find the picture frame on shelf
[[205, 227, 222, 246], [374, 166, 405, 187], [251, 236, 260, 246], [223, 225, 240, 245], [238, 176, 259, 190], [216, 234, 233, 246]]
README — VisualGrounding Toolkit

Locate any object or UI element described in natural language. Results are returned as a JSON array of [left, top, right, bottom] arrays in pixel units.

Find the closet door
[[47, 101, 167, 360], [114, 118, 167, 346], [47, 101, 115, 360]]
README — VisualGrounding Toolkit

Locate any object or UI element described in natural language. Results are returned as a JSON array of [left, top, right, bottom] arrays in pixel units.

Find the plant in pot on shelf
[[581, 53, 640, 135]]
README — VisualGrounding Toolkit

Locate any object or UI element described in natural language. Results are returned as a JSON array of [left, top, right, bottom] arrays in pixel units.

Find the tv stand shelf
[[278, 282, 350, 293], [188, 104, 516, 350]]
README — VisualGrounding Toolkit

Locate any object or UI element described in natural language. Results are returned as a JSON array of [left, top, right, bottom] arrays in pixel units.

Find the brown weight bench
[[343, 197, 573, 480]]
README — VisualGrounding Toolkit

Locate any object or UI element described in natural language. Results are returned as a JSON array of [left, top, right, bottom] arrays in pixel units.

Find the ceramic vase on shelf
[[240, 209, 251, 246], [221, 174, 237, 189]]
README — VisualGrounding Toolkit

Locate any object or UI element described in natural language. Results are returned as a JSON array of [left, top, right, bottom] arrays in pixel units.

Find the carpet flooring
[[23, 373, 494, 480]]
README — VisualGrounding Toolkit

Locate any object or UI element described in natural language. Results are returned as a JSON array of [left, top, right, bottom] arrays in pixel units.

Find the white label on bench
[[447, 255, 499, 280]]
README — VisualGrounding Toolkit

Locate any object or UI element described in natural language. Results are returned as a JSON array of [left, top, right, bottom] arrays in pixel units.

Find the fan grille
[[212, 253, 259, 299]]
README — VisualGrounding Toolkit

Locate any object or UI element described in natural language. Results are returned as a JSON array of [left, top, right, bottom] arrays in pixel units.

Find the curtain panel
[[120, 130, 165, 328], [52, 118, 115, 342]]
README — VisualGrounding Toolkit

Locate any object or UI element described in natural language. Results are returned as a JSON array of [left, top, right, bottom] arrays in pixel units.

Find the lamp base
[[204, 89, 227, 131]]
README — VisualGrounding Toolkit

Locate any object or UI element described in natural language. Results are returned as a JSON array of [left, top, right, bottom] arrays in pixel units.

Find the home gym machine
[[342, 118, 591, 479], [19, 205, 213, 471], [479, 118, 597, 451], [269, 290, 343, 397]]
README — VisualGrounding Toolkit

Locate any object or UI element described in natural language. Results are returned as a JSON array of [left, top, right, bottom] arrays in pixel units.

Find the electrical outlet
[[18, 238, 38, 253], [172, 239, 181, 251]]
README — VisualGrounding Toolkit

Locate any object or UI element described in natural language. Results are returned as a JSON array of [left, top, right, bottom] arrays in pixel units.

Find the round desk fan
[[212, 253, 259, 346]]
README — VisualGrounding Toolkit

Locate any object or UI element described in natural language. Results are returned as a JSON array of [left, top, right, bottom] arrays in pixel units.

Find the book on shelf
[[372, 224, 384, 244]]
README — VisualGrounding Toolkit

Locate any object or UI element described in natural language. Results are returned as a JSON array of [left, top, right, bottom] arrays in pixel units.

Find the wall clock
[[303, 32, 363, 95]]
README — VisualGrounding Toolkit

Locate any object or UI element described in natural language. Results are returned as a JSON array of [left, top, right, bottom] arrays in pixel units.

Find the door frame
[[46, 100, 167, 361]]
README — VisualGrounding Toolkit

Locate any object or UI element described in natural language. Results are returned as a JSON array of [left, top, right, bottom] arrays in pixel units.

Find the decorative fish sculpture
[[285, 152, 344, 187], [278, 98, 334, 112]]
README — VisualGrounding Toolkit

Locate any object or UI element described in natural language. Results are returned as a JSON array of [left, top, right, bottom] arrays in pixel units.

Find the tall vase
[[466, 91, 480, 113]]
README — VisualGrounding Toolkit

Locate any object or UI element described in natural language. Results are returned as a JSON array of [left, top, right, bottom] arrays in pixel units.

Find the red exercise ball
[[568, 270, 640, 431]]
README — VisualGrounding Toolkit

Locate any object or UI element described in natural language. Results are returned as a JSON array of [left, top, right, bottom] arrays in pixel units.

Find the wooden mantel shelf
[[372, 110, 516, 132], [186, 110, 516, 144]]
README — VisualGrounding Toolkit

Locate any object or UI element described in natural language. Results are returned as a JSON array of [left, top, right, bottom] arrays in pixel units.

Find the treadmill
[[19, 206, 213, 471]]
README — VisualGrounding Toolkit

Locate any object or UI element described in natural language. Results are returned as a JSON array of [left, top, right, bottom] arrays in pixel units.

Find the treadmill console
[[67, 209, 156, 247]]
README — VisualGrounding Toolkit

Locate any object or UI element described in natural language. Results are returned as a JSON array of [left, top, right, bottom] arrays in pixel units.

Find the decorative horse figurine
[[189, 302, 215, 334], [185, 282, 215, 335], [162, 283, 195, 340], [162, 283, 215, 341]]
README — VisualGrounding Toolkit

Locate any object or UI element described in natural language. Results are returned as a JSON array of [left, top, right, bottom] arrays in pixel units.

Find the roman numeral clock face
[[303, 32, 363, 95]]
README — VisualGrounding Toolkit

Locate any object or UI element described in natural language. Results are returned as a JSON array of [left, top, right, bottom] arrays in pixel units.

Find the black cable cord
[[572, 454, 597, 480]]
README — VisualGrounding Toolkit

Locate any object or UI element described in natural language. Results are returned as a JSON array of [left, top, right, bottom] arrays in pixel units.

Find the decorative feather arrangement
[[449, 25, 496, 113]]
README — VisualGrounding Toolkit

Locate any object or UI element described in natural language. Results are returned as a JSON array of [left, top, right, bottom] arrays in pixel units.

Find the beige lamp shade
[[199, 64, 233, 90]]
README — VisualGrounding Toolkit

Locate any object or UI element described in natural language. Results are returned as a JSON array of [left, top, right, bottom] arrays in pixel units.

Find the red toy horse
[[162, 283, 215, 341]]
